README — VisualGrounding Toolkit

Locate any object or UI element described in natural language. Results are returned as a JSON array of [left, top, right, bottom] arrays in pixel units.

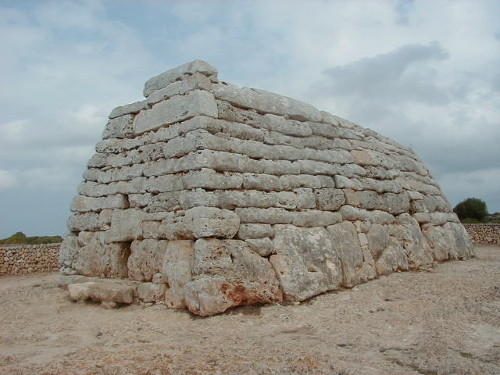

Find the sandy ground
[[0, 245, 498, 375]]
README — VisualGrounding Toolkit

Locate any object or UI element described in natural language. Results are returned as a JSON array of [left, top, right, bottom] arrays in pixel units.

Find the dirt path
[[1, 245, 498, 375]]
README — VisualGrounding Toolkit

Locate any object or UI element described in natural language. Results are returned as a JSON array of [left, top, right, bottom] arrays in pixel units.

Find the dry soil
[[0, 245, 499, 375]]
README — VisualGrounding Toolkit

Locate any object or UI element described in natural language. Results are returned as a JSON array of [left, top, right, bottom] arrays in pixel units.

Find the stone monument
[[61, 60, 473, 315]]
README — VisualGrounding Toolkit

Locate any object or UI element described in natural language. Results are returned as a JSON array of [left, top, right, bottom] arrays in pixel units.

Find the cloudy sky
[[1, 0, 499, 237]]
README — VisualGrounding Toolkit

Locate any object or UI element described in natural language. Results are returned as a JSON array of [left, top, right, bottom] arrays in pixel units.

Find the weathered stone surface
[[327, 221, 375, 287], [144, 60, 217, 97], [162, 240, 194, 308], [69, 281, 135, 306], [184, 239, 281, 315], [136, 282, 166, 303], [71, 232, 130, 278], [70, 195, 129, 213], [212, 83, 322, 122], [271, 225, 342, 301], [64, 60, 473, 316], [128, 239, 168, 282], [237, 223, 274, 239], [105, 209, 145, 243], [102, 114, 134, 139], [109, 100, 147, 119], [134, 90, 218, 134]]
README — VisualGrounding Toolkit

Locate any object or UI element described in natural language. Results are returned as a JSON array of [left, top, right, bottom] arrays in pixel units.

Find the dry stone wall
[[464, 224, 500, 244], [62, 60, 473, 316], [0, 244, 60, 276]]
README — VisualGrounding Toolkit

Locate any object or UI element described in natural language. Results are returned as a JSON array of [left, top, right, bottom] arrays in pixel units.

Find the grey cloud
[[320, 42, 449, 104]]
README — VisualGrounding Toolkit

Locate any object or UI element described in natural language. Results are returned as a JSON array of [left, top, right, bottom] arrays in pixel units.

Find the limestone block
[[134, 90, 218, 134], [294, 188, 317, 209], [109, 100, 147, 119], [154, 116, 223, 143], [422, 225, 453, 261], [162, 240, 194, 308], [261, 159, 300, 175], [271, 225, 342, 301], [443, 222, 473, 259], [148, 191, 181, 212], [213, 83, 322, 122], [144, 60, 217, 97], [327, 221, 375, 287], [242, 173, 281, 191], [187, 207, 240, 239], [216, 120, 265, 142], [141, 220, 161, 239], [314, 188, 345, 211], [89, 281, 136, 306], [245, 237, 275, 256], [129, 193, 152, 208], [71, 232, 130, 278], [102, 114, 134, 139], [69, 280, 136, 306], [375, 239, 409, 275], [338, 163, 368, 178], [147, 73, 213, 105], [128, 239, 169, 282], [279, 175, 335, 190], [159, 207, 240, 240], [235, 208, 294, 224], [237, 223, 274, 239], [59, 233, 79, 270], [136, 282, 166, 303], [144, 174, 184, 193], [297, 159, 336, 176], [67, 212, 101, 232], [183, 169, 243, 190], [105, 209, 145, 243], [360, 178, 403, 194], [292, 210, 342, 227], [216, 100, 263, 125], [339, 205, 395, 224], [183, 276, 234, 316], [184, 239, 281, 315], [68, 282, 95, 302], [70, 194, 129, 213], [413, 212, 460, 226], [391, 214, 433, 268], [334, 175, 363, 190], [366, 224, 390, 261], [130, 143, 164, 164], [261, 114, 313, 137], [87, 153, 108, 168]]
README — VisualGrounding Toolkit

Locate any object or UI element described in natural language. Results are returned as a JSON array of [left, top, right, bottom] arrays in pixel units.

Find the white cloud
[[0, 169, 18, 191]]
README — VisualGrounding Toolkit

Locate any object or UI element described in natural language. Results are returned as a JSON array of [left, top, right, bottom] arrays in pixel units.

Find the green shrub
[[454, 198, 488, 222]]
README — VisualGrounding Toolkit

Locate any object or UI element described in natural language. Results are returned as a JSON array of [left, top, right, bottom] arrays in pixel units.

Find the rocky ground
[[0, 245, 498, 375]]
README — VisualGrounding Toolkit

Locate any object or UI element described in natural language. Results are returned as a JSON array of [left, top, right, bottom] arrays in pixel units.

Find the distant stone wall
[[464, 224, 500, 245], [0, 244, 60, 276]]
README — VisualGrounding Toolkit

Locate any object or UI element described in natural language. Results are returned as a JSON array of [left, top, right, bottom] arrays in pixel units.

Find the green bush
[[454, 198, 488, 222]]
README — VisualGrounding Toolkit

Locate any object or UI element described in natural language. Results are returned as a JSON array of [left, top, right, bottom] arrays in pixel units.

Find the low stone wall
[[0, 244, 60, 276], [463, 224, 500, 245]]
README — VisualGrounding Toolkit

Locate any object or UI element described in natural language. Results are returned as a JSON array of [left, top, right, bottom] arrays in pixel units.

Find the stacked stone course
[[62, 60, 473, 316], [463, 224, 500, 244], [0, 244, 60, 276]]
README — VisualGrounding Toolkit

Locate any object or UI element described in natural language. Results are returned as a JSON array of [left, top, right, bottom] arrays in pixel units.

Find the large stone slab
[[184, 239, 282, 315], [271, 225, 342, 301], [143, 60, 217, 97], [134, 90, 218, 134]]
